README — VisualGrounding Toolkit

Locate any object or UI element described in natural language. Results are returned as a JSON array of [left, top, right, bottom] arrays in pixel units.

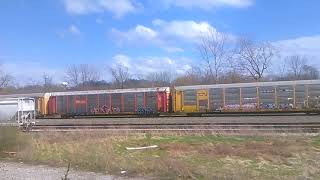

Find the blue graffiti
[[137, 106, 154, 115]]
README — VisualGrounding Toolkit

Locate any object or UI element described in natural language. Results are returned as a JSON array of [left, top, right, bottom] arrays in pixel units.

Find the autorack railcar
[[1, 80, 320, 118], [46, 87, 170, 117], [173, 80, 320, 113]]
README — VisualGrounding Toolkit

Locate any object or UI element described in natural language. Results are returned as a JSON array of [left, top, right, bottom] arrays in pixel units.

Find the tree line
[[0, 32, 319, 94]]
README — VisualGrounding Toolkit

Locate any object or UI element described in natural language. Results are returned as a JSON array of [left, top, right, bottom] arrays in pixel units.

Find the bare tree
[[65, 64, 79, 86], [65, 64, 100, 88], [110, 64, 130, 89], [146, 71, 173, 87], [174, 66, 205, 86], [285, 55, 308, 80], [79, 64, 99, 84], [198, 30, 232, 83], [220, 70, 244, 84], [275, 59, 289, 81], [301, 65, 319, 80], [236, 38, 276, 81], [0, 74, 12, 88], [0, 64, 13, 88]]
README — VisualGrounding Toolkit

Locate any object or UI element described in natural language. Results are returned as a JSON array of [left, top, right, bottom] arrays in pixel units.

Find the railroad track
[[37, 112, 320, 120], [66, 112, 320, 119], [30, 122, 320, 133]]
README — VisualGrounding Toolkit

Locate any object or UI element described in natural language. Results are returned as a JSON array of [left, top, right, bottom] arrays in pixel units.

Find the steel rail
[[33, 125, 320, 128], [34, 122, 320, 126], [30, 122, 320, 133], [30, 128, 320, 133], [38, 112, 320, 120]]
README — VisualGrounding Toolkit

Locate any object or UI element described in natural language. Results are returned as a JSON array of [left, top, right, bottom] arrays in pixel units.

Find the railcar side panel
[[136, 93, 144, 108], [197, 90, 209, 112], [46, 88, 170, 116], [209, 88, 223, 111], [225, 88, 240, 111], [48, 96, 57, 114], [123, 93, 135, 112], [295, 85, 306, 109], [259, 86, 275, 110], [241, 87, 258, 111], [87, 94, 98, 115], [174, 90, 182, 112], [99, 94, 106, 108], [176, 81, 320, 113], [277, 85, 294, 110], [68, 96, 74, 114], [309, 84, 320, 108], [111, 93, 121, 112], [35, 97, 44, 116], [146, 92, 157, 112], [182, 90, 197, 112], [57, 96, 67, 114], [74, 95, 87, 115], [157, 92, 167, 112]]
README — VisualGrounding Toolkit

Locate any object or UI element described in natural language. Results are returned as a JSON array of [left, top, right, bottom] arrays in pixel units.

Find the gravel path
[[0, 161, 143, 180]]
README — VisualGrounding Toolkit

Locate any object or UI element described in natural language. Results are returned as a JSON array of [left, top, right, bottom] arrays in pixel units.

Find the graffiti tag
[[137, 106, 154, 115], [91, 105, 120, 114]]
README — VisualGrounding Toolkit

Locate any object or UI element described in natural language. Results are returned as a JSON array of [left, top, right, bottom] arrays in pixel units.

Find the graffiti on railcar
[[223, 104, 241, 110], [260, 103, 277, 110], [75, 100, 86, 105], [223, 103, 258, 111], [242, 103, 258, 110], [259, 103, 294, 110], [278, 103, 294, 110], [222, 103, 296, 111], [137, 106, 154, 115], [91, 105, 121, 114]]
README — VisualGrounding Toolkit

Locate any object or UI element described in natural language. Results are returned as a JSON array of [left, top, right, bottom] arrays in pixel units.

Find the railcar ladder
[[12, 98, 36, 130]]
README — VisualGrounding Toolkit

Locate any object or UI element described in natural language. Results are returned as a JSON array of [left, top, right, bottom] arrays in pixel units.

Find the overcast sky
[[1, 0, 320, 84]]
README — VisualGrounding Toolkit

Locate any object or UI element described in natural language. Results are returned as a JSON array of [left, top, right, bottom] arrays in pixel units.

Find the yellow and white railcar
[[173, 80, 320, 113]]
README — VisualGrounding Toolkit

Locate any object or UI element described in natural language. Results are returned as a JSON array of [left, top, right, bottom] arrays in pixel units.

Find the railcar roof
[[0, 93, 44, 99], [0, 97, 35, 103], [49, 87, 170, 96], [174, 80, 320, 90]]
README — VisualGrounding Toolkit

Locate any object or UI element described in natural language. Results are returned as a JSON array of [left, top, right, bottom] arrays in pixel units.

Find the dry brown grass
[[0, 127, 31, 157], [3, 131, 320, 179], [161, 138, 308, 161]]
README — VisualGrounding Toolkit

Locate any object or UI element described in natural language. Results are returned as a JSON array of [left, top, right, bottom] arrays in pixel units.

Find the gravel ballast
[[0, 161, 142, 180]]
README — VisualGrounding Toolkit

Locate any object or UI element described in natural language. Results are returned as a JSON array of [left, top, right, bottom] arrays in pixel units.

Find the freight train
[[1, 80, 320, 118]]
